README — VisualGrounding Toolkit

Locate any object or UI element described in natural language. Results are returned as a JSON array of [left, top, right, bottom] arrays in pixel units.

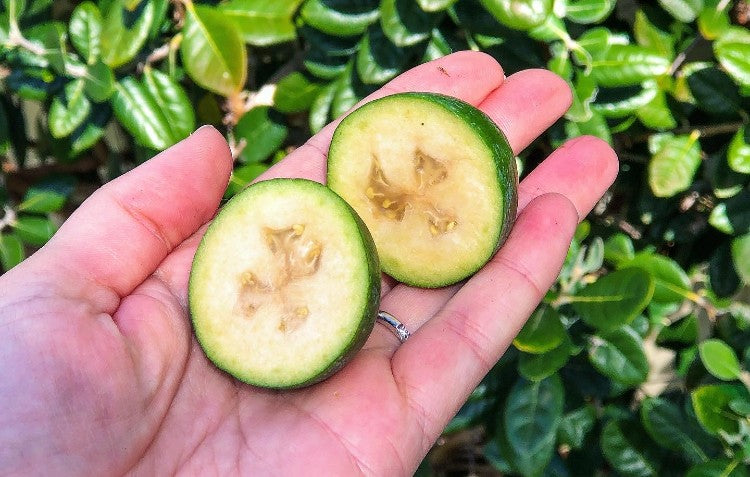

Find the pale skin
[[0, 52, 618, 475]]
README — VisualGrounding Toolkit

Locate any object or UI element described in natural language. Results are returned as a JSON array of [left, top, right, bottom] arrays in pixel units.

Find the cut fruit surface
[[189, 179, 380, 389], [327, 92, 518, 288]]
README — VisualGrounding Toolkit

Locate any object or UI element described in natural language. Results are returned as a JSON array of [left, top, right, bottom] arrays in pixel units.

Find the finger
[[392, 193, 579, 443], [369, 135, 617, 350], [31, 126, 233, 305], [258, 50, 506, 184]]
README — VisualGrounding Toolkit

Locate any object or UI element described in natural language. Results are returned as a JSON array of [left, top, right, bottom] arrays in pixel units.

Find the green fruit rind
[[189, 178, 381, 389], [327, 92, 518, 288]]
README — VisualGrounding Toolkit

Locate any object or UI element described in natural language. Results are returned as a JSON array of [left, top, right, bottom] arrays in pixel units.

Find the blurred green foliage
[[2, 0, 750, 474]]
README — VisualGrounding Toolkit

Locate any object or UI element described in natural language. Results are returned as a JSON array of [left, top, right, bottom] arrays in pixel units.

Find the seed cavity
[[235, 224, 322, 333], [366, 150, 457, 235]]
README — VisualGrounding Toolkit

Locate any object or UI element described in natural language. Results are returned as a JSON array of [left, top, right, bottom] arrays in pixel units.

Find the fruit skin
[[327, 92, 518, 288], [188, 178, 381, 389]]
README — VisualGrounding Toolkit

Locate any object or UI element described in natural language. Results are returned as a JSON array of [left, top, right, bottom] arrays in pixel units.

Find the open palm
[[0, 52, 617, 476]]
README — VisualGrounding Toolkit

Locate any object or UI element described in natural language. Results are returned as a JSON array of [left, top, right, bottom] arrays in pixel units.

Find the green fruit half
[[189, 178, 380, 389], [327, 92, 518, 288]]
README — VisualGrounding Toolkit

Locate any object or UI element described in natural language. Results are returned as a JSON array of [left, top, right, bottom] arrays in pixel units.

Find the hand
[[0, 51, 617, 475]]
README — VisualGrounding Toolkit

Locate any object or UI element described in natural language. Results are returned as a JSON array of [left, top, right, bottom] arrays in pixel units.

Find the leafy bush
[[2, 0, 750, 474]]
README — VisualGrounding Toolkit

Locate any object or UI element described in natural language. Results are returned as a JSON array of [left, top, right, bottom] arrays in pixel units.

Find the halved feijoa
[[327, 92, 518, 288], [189, 178, 380, 389]]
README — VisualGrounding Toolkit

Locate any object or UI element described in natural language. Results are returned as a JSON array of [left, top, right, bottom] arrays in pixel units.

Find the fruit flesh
[[328, 93, 517, 288], [189, 179, 380, 388]]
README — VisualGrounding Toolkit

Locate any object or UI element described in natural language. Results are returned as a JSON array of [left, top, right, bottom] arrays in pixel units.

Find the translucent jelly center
[[235, 224, 322, 333]]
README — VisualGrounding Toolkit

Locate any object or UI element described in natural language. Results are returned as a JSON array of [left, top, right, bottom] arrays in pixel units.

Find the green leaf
[[647, 131, 702, 198], [634, 8, 675, 58], [588, 326, 649, 385], [112, 74, 191, 150], [504, 374, 564, 476], [422, 27, 454, 61], [697, 0, 731, 40], [101, 0, 155, 68], [69, 1, 103, 64], [181, 4, 247, 97], [300, 0, 379, 36], [658, 0, 704, 22], [224, 163, 269, 197], [572, 268, 654, 332], [590, 45, 671, 87], [566, 0, 615, 24], [308, 81, 336, 133], [640, 397, 709, 464], [557, 405, 596, 450], [479, 0, 553, 30], [731, 234, 750, 284], [142, 67, 195, 142], [601, 419, 660, 477], [691, 384, 748, 435], [637, 89, 677, 131], [11, 216, 57, 246], [604, 233, 635, 265], [219, 0, 302, 47], [300, 26, 358, 80], [686, 64, 742, 116], [273, 72, 322, 114], [83, 59, 115, 102], [18, 190, 66, 214], [657, 314, 698, 345], [0, 98, 10, 157], [620, 251, 693, 304], [234, 106, 288, 164], [687, 459, 750, 477], [417, 0, 456, 11], [356, 26, 408, 84], [25, 22, 67, 74], [48, 79, 92, 139], [518, 336, 571, 381], [709, 190, 750, 235], [714, 27, 750, 88], [0, 233, 25, 270], [58, 103, 110, 158], [514, 305, 566, 353], [728, 127, 750, 174], [565, 111, 612, 144], [380, 0, 433, 46], [699, 339, 742, 381], [592, 84, 658, 118]]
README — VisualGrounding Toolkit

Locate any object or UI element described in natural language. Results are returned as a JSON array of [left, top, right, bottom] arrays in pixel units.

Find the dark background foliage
[[1, 0, 750, 475]]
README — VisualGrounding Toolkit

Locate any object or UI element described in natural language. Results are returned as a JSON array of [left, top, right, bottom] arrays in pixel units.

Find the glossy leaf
[[592, 84, 658, 118], [18, 190, 65, 214], [601, 419, 660, 477], [504, 374, 563, 476], [48, 79, 91, 139], [658, 0, 703, 22], [309, 82, 336, 133], [708, 190, 750, 235], [714, 28, 750, 88], [234, 107, 288, 164], [728, 127, 750, 174], [687, 460, 750, 477], [112, 73, 192, 150], [566, 0, 615, 24], [686, 64, 742, 116], [557, 405, 596, 449], [479, 0, 553, 31], [0, 233, 25, 270], [657, 314, 698, 345], [380, 0, 433, 46], [691, 384, 747, 435], [697, 0, 730, 40], [604, 233, 635, 265], [572, 268, 654, 332], [101, 0, 155, 68], [219, 0, 302, 46], [417, 0, 456, 11], [634, 8, 675, 58], [590, 45, 671, 87], [620, 252, 692, 304], [699, 339, 742, 381], [731, 234, 750, 284], [514, 305, 566, 353], [640, 397, 710, 463], [225, 163, 270, 197], [300, 0, 379, 36], [518, 337, 571, 381], [356, 26, 408, 84], [588, 326, 649, 385], [69, 1, 102, 64], [637, 89, 677, 131], [12, 216, 57, 246], [181, 4, 247, 97], [273, 73, 322, 114], [647, 131, 702, 198], [25, 22, 68, 74], [83, 59, 115, 102]]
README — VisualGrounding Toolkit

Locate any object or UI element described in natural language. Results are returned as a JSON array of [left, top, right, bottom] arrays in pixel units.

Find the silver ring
[[377, 311, 410, 343]]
